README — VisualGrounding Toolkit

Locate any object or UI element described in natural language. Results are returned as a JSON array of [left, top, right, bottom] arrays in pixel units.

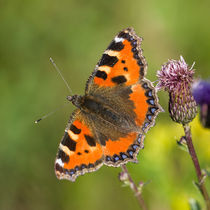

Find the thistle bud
[[157, 56, 197, 125]]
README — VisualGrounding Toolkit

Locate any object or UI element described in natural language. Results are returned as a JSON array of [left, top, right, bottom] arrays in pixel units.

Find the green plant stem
[[121, 165, 147, 210], [183, 124, 210, 210]]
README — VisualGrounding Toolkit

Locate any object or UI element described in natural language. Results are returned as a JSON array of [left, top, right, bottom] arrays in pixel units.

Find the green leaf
[[192, 181, 202, 194], [176, 140, 189, 153], [189, 198, 201, 210]]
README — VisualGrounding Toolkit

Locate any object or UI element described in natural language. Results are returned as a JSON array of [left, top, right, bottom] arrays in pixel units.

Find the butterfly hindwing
[[97, 82, 159, 166], [103, 132, 145, 166]]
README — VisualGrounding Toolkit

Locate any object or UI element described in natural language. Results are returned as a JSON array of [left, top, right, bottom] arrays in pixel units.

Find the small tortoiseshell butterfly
[[55, 27, 161, 181]]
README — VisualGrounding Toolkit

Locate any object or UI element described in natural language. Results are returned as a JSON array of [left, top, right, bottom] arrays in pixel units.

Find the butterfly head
[[67, 95, 82, 108]]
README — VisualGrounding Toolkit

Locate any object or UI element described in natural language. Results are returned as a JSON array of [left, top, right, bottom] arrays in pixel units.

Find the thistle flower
[[192, 80, 210, 128], [157, 56, 197, 124]]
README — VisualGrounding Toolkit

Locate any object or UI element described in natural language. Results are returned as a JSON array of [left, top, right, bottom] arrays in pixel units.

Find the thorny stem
[[183, 124, 210, 210], [121, 165, 147, 210]]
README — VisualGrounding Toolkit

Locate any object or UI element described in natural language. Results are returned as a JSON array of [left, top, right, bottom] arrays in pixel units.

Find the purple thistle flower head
[[192, 80, 210, 128], [192, 80, 210, 105], [156, 56, 195, 92], [156, 56, 197, 125]]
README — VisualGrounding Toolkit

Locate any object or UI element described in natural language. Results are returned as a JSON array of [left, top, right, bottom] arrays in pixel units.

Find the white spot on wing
[[56, 158, 64, 167], [115, 37, 124, 43]]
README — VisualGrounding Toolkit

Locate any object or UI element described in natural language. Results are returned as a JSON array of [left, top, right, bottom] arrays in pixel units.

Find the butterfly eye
[[67, 96, 73, 101]]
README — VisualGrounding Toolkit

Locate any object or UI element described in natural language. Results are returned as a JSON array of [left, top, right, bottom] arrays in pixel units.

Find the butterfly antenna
[[35, 102, 69, 124], [152, 80, 159, 85], [49, 57, 73, 95]]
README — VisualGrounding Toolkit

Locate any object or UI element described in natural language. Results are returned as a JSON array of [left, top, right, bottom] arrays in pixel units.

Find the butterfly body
[[55, 28, 161, 181]]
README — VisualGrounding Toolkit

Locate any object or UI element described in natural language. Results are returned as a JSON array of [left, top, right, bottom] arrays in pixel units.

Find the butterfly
[[55, 27, 161, 181]]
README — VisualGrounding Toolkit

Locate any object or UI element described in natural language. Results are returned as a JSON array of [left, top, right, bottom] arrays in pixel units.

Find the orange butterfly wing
[[55, 111, 104, 181], [85, 27, 147, 92]]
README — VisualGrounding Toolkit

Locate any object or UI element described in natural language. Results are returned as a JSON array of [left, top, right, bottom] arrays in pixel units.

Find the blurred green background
[[1, 0, 210, 210]]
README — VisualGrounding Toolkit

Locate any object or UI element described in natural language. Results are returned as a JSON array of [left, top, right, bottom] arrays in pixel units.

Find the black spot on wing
[[127, 149, 134, 158], [112, 75, 127, 84], [69, 169, 75, 175], [118, 31, 129, 39], [120, 152, 128, 160], [113, 155, 121, 162], [137, 59, 143, 66], [147, 98, 155, 105], [142, 82, 149, 89], [149, 107, 158, 114], [147, 114, 152, 121], [57, 150, 69, 163], [140, 67, 144, 76], [131, 40, 137, 47], [80, 164, 87, 170], [106, 156, 111, 161], [55, 163, 63, 173], [88, 163, 94, 168], [70, 124, 81, 134], [98, 54, 118, 67], [107, 40, 124, 51], [145, 90, 153, 97], [84, 135, 96, 147], [95, 70, 107, 80], [61, 132, 77, 151]]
